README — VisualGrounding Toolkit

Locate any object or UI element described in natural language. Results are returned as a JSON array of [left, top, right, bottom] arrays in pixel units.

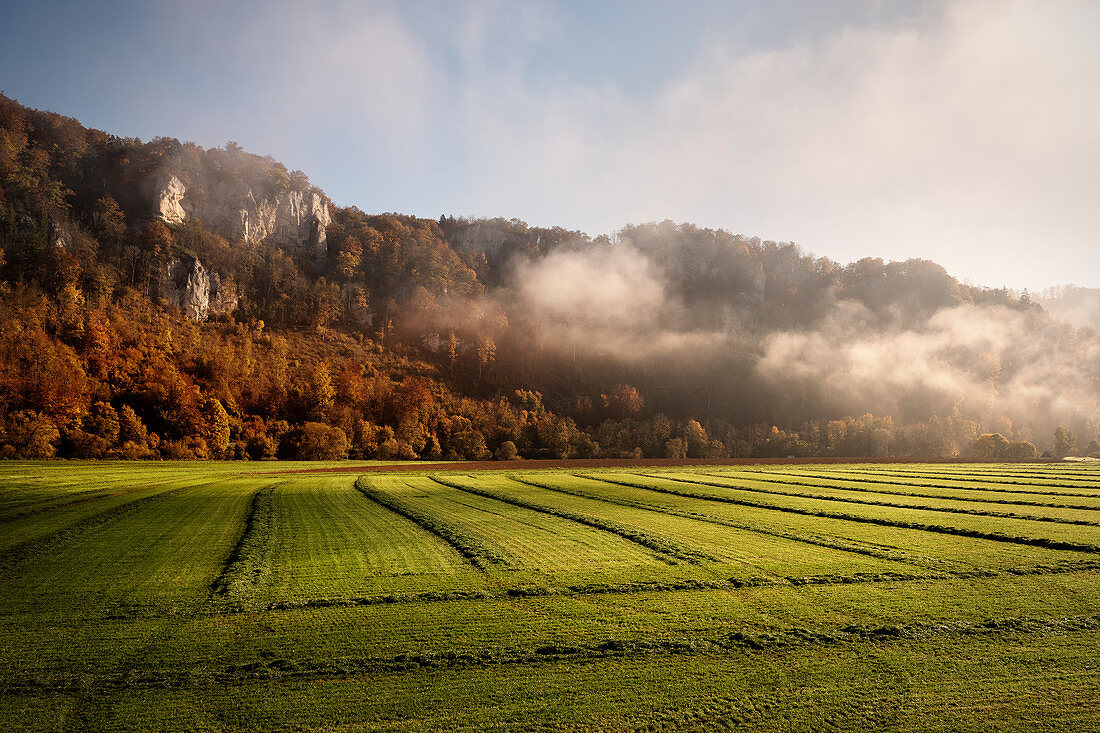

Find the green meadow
[[1, 461, 1099, 731]]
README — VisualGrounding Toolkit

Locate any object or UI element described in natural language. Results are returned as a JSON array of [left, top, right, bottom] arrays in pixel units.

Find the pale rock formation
[[449, 221, 529, 260], [163, 257, 238, 321], [156, 175, 188, 225], [154, 174, 330, 258]]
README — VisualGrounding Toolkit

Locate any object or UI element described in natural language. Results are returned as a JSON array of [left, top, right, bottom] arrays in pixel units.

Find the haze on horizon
[[2, 0, 1097, 291]]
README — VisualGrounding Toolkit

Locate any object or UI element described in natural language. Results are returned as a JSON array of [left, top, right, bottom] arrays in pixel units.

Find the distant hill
[[1, 94, 1096, 460]]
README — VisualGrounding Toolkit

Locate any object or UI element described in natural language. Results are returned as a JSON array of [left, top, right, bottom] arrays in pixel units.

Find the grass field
[[1, 461, 1099, 731]]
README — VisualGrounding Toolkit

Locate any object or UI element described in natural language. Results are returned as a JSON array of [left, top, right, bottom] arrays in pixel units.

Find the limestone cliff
[[162, 257, 238, 321], [154, 173, 331, 259]]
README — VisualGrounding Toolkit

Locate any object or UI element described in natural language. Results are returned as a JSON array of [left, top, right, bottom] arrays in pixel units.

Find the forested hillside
[[1, 95, 1097, 460]]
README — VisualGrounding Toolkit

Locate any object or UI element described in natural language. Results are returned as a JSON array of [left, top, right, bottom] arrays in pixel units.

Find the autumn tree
[[335, 236, 363, 280], [89, 195, 126, 251], [476, 336, 496, 380], [135, 219, 173, 289], [1053, 426, 1078, 458], [292, 422, 349, 460], [972, 433, 1010, 460], [4, 411, 60, 458], [199, 397, 231, 457], [308, 363, 336, 421], [1005, 440, 1038, 460]]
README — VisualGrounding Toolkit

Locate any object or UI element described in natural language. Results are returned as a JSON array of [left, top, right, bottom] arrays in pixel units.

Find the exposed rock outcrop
[[449, 221, 534, 261], [154, 174, 330, 259], [156, 175, 188, 225], [163, 257, 238, 321]]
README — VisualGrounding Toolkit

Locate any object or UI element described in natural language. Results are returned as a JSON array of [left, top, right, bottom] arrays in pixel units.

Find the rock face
[[449, 221, 531, 261], [156, 175, 188, 225], [154, 174, 330, 259], [163, 257, 238, 321]]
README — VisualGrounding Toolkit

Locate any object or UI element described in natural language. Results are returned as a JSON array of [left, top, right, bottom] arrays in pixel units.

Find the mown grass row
[[116, 552, 1100, 618], [6, 612, 1098, 695], [584, 473, 1100, 554], [841, 467, 1100, 484], [695, 470, 1100, 512], [651, 472, 1100, 526], [511, 474, 930, 569], [254, 477, 479, 605], [0, 475, 159, 514], [209, 483, 280, 610], [430, 475, 711, 564], [0, 481, 212, 573], [353, 477, 507, 570], [763, 468, 1100, 494], [55, 559, 1100, 620], [0, 478, 188, 525]]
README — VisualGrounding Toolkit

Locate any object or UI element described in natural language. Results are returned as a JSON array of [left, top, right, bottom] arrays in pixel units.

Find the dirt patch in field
[[264, 456, 1046, 476]]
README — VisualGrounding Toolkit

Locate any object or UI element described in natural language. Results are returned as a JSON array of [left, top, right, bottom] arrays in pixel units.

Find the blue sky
[[2, 0, 1098, 289]]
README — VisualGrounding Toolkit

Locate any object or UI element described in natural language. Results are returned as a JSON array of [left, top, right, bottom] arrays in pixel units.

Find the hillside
[[1, 94, 1097, 460]]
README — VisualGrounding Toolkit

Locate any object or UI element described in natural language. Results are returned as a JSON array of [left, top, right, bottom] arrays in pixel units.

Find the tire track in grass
[[353, 476, 506, 571], [7, 613, 1100, 693], [429, 475, 712, 564], [696, 471, 1100, 512], [585, 474, 1100, 555], [650, 473, 1100, 526], [0, 480, 219, 573], [511, 474, 938, 571], [748, 469, 1100, 497], [209, 483, 281, 610]]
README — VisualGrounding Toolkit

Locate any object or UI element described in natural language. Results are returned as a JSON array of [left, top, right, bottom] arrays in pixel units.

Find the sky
[[2, 0, 1098, 290]]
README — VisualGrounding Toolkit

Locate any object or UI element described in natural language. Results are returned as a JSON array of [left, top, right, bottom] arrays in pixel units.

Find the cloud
[[443, 0, 1100, 289], [756, 300, 1100, 431], [500, 243, 722, 362]]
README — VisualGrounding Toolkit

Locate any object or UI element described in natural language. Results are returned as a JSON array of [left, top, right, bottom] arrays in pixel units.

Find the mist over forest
[[1, 95, 1097, 461]]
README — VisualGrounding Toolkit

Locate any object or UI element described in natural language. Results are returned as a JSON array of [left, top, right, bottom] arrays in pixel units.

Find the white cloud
[[442, 0, 1100, 289], [756, 300, 1100, 431]]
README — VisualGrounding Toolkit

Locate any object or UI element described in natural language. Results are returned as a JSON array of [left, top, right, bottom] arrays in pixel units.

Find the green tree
[[84, 401, 120, 445], [118, 405, 154, 448], [664, 437, 687, 459]]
